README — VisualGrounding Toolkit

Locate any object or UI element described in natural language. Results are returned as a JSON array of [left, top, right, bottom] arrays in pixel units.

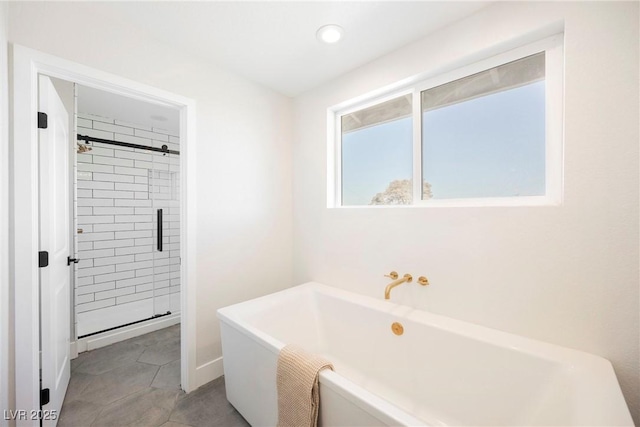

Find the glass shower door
[[168, 148, 181, 313], [150, 142, 180, 317]]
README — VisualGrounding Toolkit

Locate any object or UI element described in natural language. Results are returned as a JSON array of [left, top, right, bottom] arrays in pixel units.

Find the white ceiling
[[78, 85, 181, 134], [91, 1, 492, 97], [76, 1, 491, 128]]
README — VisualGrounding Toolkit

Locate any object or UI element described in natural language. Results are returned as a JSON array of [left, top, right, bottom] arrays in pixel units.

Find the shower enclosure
[[74, 111, 181, 339]]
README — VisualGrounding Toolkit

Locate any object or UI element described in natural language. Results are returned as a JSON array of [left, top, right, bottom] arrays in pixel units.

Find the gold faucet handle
[[385, 271, 399, 280], [418, 276, 429, 286]]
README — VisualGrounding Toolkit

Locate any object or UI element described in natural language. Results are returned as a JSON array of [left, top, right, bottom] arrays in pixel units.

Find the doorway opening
[[38, 75, 186, 422], [71, 83, 182, 348], [12, 44, 197, 421]]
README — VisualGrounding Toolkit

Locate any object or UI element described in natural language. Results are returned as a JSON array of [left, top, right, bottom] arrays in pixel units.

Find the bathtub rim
[[218, 282, 615, 370]]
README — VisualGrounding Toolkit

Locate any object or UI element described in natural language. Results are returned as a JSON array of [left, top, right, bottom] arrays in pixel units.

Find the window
[[331, 35, 563, 207], [341, 94, 413, 206]]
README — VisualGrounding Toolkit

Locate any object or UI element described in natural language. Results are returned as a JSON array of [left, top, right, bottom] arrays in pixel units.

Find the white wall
[[293, 1, 639, 423], [0, 2, 10, 424], [7, 0, 293, 382]]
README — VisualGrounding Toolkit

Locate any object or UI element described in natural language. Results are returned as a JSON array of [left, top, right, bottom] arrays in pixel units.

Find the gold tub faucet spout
[[384, 272, 413, 300]]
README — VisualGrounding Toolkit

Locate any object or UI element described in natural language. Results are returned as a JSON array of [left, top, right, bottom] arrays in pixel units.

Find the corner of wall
[[0, 1, 13, 425]]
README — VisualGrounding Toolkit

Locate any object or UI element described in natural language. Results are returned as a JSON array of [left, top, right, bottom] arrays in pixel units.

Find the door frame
[[11, 44, 198, 419]]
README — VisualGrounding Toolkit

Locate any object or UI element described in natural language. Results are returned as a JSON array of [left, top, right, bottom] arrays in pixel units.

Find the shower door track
[[77, 134, 181, 155], [77, 311, 172, 339]]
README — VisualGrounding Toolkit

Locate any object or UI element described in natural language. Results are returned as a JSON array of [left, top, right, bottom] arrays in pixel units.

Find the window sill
[[331, 195, 561, 209]]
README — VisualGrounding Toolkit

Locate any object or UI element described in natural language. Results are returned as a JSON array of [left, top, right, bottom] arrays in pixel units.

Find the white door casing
[[38, 75, 71, 425]]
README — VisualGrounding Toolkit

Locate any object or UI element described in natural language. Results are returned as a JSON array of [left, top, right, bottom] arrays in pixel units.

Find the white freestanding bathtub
[[217, 282, 632, 426]]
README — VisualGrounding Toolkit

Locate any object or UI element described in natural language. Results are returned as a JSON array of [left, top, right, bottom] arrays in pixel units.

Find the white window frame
[[329, 34, 564, 208]]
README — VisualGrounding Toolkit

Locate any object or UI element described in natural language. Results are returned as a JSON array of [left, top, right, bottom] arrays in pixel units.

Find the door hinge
[[40, 388, 50, 406], [38, 251, 49, 268], [37, 112, 48, 129]]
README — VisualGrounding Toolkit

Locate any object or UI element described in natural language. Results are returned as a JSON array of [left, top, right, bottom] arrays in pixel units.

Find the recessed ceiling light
[[316, 24, 344, 44]]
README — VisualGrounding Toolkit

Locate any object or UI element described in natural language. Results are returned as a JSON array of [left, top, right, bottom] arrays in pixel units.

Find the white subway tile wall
[[75, 112, 180, 337]]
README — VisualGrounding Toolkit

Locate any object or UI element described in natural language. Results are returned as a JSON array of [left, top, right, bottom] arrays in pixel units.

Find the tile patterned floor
[[59, 325, 249, 427]]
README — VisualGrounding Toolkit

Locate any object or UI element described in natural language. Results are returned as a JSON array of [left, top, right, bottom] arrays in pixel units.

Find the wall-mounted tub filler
[[217, 283, 633, 426], [384, 271, 429, 300], [384, 271, 412, 299]]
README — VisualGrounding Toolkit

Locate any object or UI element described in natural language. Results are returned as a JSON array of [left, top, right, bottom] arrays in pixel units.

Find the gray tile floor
[[60, 325, 249, 427]]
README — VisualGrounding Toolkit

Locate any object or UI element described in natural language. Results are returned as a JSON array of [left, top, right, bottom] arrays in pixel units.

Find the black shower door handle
[[157, 208, 163, 252]]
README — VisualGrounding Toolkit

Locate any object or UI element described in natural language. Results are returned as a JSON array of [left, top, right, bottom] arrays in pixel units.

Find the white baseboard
[[195, 356, 224, 389], [73, 313, 181, 354], [70, 341, 78, 359]]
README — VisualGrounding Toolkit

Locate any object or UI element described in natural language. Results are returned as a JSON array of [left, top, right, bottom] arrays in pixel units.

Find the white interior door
[[38, 75, 71, 425]]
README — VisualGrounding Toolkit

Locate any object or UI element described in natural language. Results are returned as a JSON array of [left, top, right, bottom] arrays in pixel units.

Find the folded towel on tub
[[277, 344, 334, 427]]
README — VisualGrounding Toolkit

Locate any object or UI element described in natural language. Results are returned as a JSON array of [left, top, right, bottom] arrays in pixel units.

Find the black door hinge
[[38, 251, 49, 268], [40, 388, 50, 406], [67, 256, 80, 266], [37, 112, 48, 129]]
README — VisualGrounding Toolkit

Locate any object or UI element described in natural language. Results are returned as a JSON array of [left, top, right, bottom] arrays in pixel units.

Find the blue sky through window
[[341, 81, 545, 205], [423, 81, 545, 199], [342, 117, 413, 205]]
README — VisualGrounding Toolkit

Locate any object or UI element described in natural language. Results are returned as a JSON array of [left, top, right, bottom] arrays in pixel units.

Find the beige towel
[[277, 345, 334, 427]]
